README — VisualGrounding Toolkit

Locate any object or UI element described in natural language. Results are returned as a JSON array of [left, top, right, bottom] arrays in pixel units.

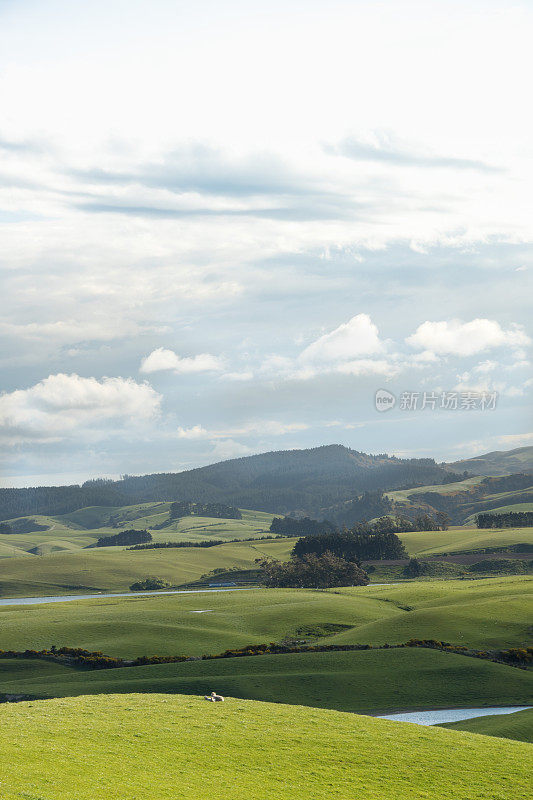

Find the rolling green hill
[[1, 577, 530, 656], [447, 445, 533, 476], [440, 707, 533, 744], [0, 693, 531, 800], [1, 648, 532, 713], [2, 523, 533, 598]]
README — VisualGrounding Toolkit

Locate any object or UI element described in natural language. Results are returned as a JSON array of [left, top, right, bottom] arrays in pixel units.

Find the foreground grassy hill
[[441, 707, 533, 744], [0, 693, 531, 800], [2, 647, 532, 714], [1, 577, 530, 656]]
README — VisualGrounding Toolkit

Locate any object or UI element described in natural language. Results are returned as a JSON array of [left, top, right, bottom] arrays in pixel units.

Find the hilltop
[[0, 445, 461, 520], [447, 446, 533, 476]]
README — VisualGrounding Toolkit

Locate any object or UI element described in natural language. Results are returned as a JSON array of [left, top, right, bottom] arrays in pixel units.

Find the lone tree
[[257, 551, 369, 589]]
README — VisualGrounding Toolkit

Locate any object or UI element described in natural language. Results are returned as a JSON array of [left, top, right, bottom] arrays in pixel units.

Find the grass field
[[399, 526, 533, 555], [386, 476, 485, 502], [0, 693, 531, 800], [0, 577, 530, 656], [0, 507, 276, 557], [0, 537, 292, 597], [440, 707, 533, 744], [1, 647, 532, 713], [2, 525, 533, 598]]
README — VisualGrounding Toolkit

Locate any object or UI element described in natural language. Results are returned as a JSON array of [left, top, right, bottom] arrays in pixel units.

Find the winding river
[[0, 587, 257, 606]]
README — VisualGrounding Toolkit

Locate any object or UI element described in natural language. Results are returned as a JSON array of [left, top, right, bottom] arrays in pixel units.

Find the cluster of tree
[[292, 528, 407, 562], [96, 529, 152, 547], [129, 576, 171, 591], [169, 501, 242, 520], [325, 491, 394, 527], [467, 558, 531, 574], [0, 444, 466, 520], [270, 516, 336, 536], [271, 512, 449, 541], [257, 552, 369, 589], [0, 522, 12, 534], [476, 511, 533, 528], [127, 535, 279, 551]]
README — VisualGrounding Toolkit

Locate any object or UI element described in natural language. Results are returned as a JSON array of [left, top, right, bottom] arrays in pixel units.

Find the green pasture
[[441, 707, 533, 744], [0, 507, 276, 557], [386, 476, 484, 502], [0, 577, 530, 656], [1, 648, 532, 714], [0, 693, 531, 800], [399, 526, 533, 555], [2, 525, 533, 598]]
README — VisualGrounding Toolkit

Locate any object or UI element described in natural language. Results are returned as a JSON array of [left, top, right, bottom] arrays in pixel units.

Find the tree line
[[0, 444, 466, 520], [476, 511, 533, 528], [95, 529, 152, 547], [270, 512, 450, 538], [169, 501, 241, 520]]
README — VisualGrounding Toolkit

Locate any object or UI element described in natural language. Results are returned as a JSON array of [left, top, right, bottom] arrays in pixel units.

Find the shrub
[[257, 551, 369, 589], [129, 577, 172, 591]]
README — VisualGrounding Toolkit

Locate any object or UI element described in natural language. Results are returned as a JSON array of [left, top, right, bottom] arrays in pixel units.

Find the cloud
[[209, 439, 255, 461], [177, 420, 309, 440], [300, 314, 385, 364], [140, 348, 224, 375], [0, 319, 164, 344], [407, 319, 531, 357], [176, 425, 209, 440], [330, 134, 501, 173], [0, 373, 161, 444]]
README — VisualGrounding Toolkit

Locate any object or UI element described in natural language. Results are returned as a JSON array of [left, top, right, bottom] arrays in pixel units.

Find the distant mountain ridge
[[0, 444, 458, 520], [447, 446, 533, 477]]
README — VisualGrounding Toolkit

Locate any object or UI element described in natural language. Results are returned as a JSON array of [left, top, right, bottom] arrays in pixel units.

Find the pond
[[376, 706, 532, 725]]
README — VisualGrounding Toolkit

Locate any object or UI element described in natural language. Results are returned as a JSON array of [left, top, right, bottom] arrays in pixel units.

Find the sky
[[0, 0, 532, 487]]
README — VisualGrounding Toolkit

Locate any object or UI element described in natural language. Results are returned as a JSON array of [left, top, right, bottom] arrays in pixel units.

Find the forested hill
[[0, 444, 460, 520]]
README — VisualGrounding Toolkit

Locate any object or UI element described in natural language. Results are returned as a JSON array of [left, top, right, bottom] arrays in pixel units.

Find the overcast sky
[[1, 0, 532, 487]]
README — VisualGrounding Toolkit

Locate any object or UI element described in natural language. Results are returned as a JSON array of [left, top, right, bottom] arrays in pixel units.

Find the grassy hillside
[[2, 524, 533, 598], [448, 445, 533, 476], [0, 537, 292, 598], [1, 577, 530, 656], [0, 507, 275, 557], [440, 707, 533, 744], [400, 526, 533, 555], [0, 693, 531, 800], [386, 476, 485, 502], [2, 648, 532, 713]]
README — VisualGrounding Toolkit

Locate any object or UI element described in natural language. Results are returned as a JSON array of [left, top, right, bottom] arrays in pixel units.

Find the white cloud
[[140, 348, 224, 374], [336, 358, 400, 377], [0, 319, 166, 344], [176, 425, 209, 440], [209, 439, 254, 461], [300, 314, 385, 364], [474, 360, 498, 373], [177, 420, 309, 440], [496, 432, 533, 446], [407, 319, 531, 357], [0, 373, 161, 444]]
